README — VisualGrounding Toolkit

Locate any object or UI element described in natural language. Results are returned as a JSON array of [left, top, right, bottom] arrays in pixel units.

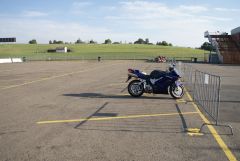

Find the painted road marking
[[37, 111, 199, 124], [1, 78, 23, 81], [0, 63, 120, 90], [186, 91, 237, 161], [0, 69, 12, 73], [176, 99, 186, 103], [186, 128, 203, 136]]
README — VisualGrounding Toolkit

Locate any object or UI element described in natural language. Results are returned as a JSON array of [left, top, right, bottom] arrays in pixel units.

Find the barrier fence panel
[[182, 64, 194, 90], [176, 63, 194, 90], [193, 70, 220, 122], [176, 62, 233, 134]]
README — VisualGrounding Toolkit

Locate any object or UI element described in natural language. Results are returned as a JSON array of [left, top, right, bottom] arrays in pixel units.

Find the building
[[205, 26, 240, 64], [56, 47, 67, 53], [231, 27, 240, 47]]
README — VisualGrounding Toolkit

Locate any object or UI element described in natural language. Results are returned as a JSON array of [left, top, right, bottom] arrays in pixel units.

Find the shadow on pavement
[[74, 102, 110, 129], [63, 93, 173, 100]]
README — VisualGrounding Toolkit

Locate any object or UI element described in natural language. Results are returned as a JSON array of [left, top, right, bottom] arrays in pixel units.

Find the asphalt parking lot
[[0, 60, 239, 161]]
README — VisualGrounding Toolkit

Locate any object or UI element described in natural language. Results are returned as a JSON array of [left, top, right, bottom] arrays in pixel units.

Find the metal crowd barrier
[[181, 63, 194, 90], [176, 63, 233, 135]]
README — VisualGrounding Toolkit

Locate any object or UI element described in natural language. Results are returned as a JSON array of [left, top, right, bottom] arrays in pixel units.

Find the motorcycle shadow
[[63, 93, 173, 100]]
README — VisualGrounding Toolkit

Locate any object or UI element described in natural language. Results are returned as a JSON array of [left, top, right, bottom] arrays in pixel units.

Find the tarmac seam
[[37, 111, 199, 124], [185, 91, 238, 161]]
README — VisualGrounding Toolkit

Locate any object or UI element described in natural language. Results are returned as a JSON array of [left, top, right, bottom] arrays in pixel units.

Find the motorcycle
[[126, 65, 184, 99]]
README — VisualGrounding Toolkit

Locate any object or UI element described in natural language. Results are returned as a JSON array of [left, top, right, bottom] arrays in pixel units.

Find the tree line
[[28, 38, 173, 46], [28, 38, 216, 51]]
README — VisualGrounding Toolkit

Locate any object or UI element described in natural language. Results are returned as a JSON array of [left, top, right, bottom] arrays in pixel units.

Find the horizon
[[0, 0, 239, 47]]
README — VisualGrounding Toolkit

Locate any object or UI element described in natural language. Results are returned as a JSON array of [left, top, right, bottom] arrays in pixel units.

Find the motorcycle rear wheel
[[128, 80, 144, 97]]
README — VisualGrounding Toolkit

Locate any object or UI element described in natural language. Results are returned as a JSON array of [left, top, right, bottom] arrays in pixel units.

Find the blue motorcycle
[[126, 65, 184, 99]]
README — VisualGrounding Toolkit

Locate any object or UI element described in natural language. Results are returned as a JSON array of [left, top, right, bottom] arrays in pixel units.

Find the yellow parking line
[[0, 69, 12, 72], [176, 99, 186, 103], [185, 91, 237, 161], [186, 128, 204, 136], [1, 73, 76, 90], [37, 111, 199, 124], [0, 63, 118, 90]]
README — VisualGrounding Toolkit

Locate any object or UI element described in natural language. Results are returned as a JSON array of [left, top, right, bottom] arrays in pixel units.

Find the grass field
[[0, 44, 205, 61]]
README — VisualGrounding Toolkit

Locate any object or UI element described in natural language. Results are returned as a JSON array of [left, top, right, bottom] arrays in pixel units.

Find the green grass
[[0, 44, 205, 61]]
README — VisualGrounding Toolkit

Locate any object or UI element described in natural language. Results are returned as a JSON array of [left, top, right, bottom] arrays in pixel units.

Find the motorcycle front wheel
[[128, 80, 144, 97], [170, 84, 184, 99]]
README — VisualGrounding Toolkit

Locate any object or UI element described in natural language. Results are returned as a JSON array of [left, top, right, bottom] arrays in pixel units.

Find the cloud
[[214, 8, 240, 12], [108, 1, 224, 22], [200, 16, 232, 21], [100, 6, 117, 11], [0, 18, 111, 43], [119, 1, 209, 18], [72, 1, 93, 7], [22, 11, 48, 17], [104, 1, 230, 47], [104, 1, 225, 28], [71, 1, 93, 15], [1, 0, 237, 47], [178, 5, 208, 13], [120, 1, 183, 17]]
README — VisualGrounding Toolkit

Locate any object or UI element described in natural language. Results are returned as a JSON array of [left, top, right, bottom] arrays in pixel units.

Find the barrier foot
[[200, 123, 233, 135]]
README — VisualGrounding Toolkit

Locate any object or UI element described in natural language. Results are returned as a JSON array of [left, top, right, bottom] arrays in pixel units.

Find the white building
[[56, 47, 67, 53]]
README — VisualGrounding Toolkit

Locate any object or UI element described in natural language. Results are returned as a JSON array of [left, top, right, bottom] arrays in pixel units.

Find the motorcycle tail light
[[128, 68, 134, 73]]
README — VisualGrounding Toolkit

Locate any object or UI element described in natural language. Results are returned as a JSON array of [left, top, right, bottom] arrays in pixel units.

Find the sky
[[0, 0, 239, 47]]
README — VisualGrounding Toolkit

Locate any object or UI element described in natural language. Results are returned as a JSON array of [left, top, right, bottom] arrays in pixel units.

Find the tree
[[156, 41, 172, 46], [134, 38, 145, 44], [29, 39, 37, 44], [200, 42, 214, 51], [145, 38, 149, 44], [89, 40, 97, 44], [161, 41, 168, 46], [134, 38, 151, 44], [104, 39, 112, 44], [51, 40, 64, 44], [57, 40, 64, 44], [75, 38, 85, 44]]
